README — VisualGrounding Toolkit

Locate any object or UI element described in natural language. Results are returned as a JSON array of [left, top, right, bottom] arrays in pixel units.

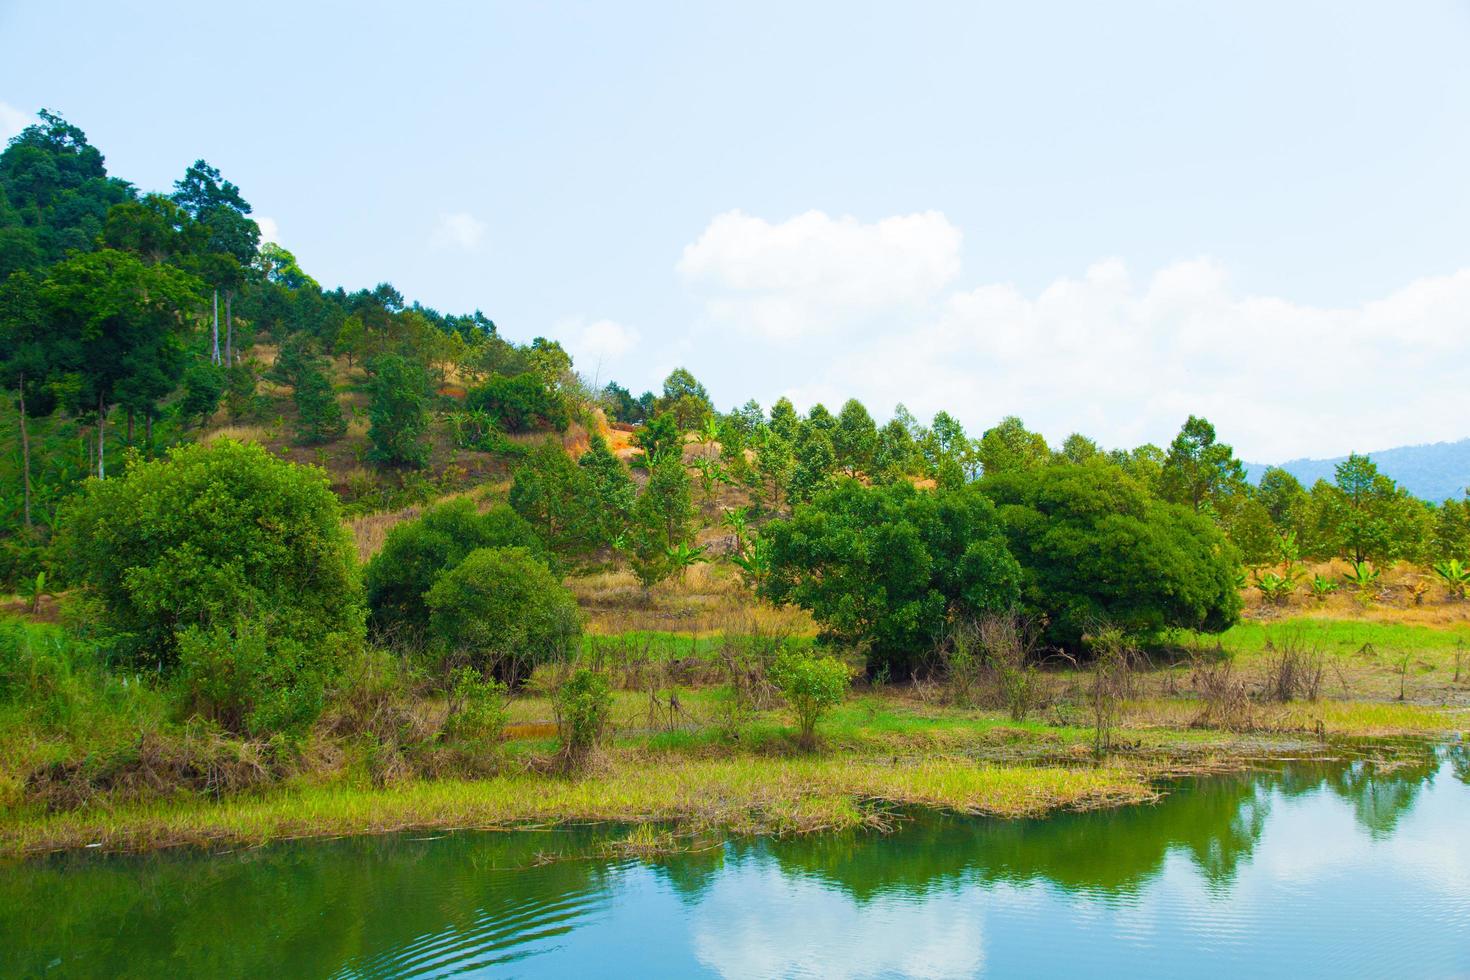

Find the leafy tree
[[509, 438, 587, 553], [873, 416, 920, 483], [769, 396, 799, 441], [658, 367, 713, 428], [171, 159, 260, 364], [602, 381, 649, 424], [425, 546, 580, 681], [57, 440, 364, 684], [628, 454, 693, 588], [1318, 453, 1425, 564], [364, 499, 546, 644], [762, 480, 1022, 676], [978, 416, 1048, 477], [0, 270, 57, 528], [633, 411, 682, 464], [577, 433, 635, 549], [788, 423, 837, 504], [1221, 494, 1277, 567], [366, 353, 430, 468], [832, 398, 879, 475], [805, 403, 835, 433], [1160, 415, 1245, 514], [1256, 467, 1307, 529], [292, 356, 345, 444], [467, 372, 567, 432], [40, 249, 202, 477], [755, 431, 796, 510], [770, 648, 849, 748], [981, 462, 1242, 648], [1059, 433, 1101, 464], [179, 360, 226, 427]]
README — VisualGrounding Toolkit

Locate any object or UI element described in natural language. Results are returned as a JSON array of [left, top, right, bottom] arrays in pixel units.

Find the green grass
[[1202, 618, 1470, 662]]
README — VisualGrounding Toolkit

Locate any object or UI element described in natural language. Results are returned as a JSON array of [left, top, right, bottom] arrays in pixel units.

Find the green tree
[[366, 353, 430, 468], [1160, 415, 1245, 514], [57, 440, 364, 690], [0, 270, 56, 528], [769, 648, 849, 748], [756, 431, 796, 510], [832, 398, 879, 475], [425, 546, 580, 681], [769, 397, 800, 441], [577, 433, 635, 550], [977, 416, 1049, 477], [628, 454, 693, 588], [179, 360, 226, 427], [364, 499, 546, 644], [509, 438, 587, 553], [292, 357, 345, 444], [762, 480, 1022, 676], [981, 462, 1242, 648], [633, 411, 682, 464], [789, 423, 837, 504], [658, 367, 713, 428], [467, 372, 567, 432], [1256, 467, 1308, 530]]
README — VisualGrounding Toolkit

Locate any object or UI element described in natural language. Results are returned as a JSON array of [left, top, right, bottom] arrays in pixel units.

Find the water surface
[[5, 745, 1469, 978]]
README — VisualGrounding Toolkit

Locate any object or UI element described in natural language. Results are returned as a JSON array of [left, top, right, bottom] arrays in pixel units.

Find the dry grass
[[345, 484, 510, 562], [569, 563, 814, 636], [1242, 559, 1470, 626], [199, 425, 270, 447]]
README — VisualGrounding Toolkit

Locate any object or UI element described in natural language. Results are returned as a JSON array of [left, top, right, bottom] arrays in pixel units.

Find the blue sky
[[3, 1, 1469, 460]]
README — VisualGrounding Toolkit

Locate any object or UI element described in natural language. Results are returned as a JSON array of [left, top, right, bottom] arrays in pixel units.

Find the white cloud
[[0, 101, 31, 143], [255, 215, 280, 245], [683, 210, 1470, 459], [556, 315, 641, 381], [434, 211, 487, 249], [677, 209, 962, 340]]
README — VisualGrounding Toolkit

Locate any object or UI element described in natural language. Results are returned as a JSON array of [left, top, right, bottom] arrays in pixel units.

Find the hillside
[[1246, 438, 1470, 503]]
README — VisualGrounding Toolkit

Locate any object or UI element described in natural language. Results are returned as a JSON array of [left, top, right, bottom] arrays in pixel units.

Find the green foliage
[[981, 462, 1242, 648], [554, 668, 612, 760], [364, 499, 545, 644], [832, 399, 878, 475], [1308, 574, 1338, 602], [788, 423, 836, 504], [444, 666, 509, 743], [509, 438, 590, 554], [1342, 560, 1381, 592], [657, 367, 713, 429], [176, 620, 323, 737], [179, 361, 225, 427], [366, 353, 430, 469], [466, 372, 567, 433], [57, 440, 363, 729], [769, 647, 849, 747], [633, 412, 682, 464], [1160, 415, 1245, 514], [291, 358, 345, 444], [1431, 559, 1469, 600], [762, 480, 1021, 676], [627, 455, 694, 589], [425, 546, 581, 680], [1253, 571, 1295, 606], [977, 416, 1047, 477], [577, 433, 635, 550]]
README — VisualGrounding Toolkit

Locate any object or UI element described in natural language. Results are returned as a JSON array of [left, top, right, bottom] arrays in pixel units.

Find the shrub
[[444, 666, 509, 743], [554, 668, 612, 764], [367, 353, 430, 468], [769, 647, 849, 748], [1087, 627, 1136, 755], [467, 372, 567, 433], [292, 358, 345, 444], [1432, 558, 1470, 600], [176, 620, 328, 737], [179, 361, 226, 427], [762, 480, 1021, 677], [57, 440, 364, 687], [424, 546, 581, 682], [364, 499, 546, 645], [980, 462, 1242, 649]]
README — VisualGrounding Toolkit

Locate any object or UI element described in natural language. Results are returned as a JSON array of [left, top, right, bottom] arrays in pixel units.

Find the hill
[[1245, 438, 1470, 503]]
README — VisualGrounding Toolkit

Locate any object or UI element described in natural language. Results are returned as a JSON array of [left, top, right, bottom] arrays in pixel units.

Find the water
[[4, 745, 1469, 978]]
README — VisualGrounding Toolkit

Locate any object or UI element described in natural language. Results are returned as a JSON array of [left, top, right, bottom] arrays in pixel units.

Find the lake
[[4, 743, 1468, 978]]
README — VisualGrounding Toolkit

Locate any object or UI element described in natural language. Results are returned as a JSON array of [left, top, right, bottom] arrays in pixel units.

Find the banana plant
[[19, 571, 47, 615], [728, 535, 772, 591], [1342, 560, 1380, 592], [721, 506, 751, 545], [666, 541, 708, 580], [1254, 571, 1295, 606], [1309, 574, 1338, 602], [691, 457, 727, 504], [1432, 558, 1470, 600]]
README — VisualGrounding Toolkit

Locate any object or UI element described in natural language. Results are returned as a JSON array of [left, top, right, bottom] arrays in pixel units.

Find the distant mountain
[[1245, 438, 1470, 503]]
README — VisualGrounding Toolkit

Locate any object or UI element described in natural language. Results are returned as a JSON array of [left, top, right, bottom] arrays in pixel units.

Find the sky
[[2, 0, 1469, 462]]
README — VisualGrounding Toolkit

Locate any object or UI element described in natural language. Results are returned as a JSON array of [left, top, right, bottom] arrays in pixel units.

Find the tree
[[978, 416, 1048, 477], [40, 249, 202, 477], [292, 356, 345, 444], [770, 648, 849, 748], [873, 416, 920, 483], [425, 546, 580, 682], [980, 462, 1242, 648], [366, 353, 430, 468], [769, 397, 799, 441], [832, 398, 879, 475], [755, 431, 796, 510], [171, 160, 260, 364], [577, 433, 635, 550], [467, 372, 567, 432], [509, 438, 588, 553], [364, 499, 546, 644], [57, 440, 364, 692], [1059, 433, 1101, 464], [1160, 415, 1245, 515], [633, 411, 682, 464], [658, 367, 713, 428], [628, 454, 693, 588], [179, 360, 226, 427], [0, 270, 56, 529], [1256, 467, 1307, 530], [788, 423, 836, 504], [762, 480, 1022, 676], [1318, 453, 1424, 564]]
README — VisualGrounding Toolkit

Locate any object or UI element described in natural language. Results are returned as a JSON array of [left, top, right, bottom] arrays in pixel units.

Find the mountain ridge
[[1244, 437, 1470, 503]]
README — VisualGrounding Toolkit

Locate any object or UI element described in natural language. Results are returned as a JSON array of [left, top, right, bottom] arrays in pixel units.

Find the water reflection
[[3, 744, 1467, 978]]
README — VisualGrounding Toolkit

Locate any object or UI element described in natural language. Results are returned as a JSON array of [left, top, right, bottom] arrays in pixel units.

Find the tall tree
[[366, 353, 430, 469], [0, 270, 55, 527], [171, 160, 259, 364], [1160, 415, 1245, 514], [833, 398, 879, 476]]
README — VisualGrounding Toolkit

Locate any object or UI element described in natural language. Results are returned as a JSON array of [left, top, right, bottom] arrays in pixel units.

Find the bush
[[364, 499, 547, 645], [444, 666, 509, 743], [179, 361, 226, 427], [58, 440, 364, 682], [424, 546, 580, 682], [769, 647, 849, 748], [367, 353, 430, 468], [467, 372, 567, 433], [554, 668, 612, 765], [175, 620, 328, 737], [761, 480, 1021, 677], [980, 462, 1242, 649]]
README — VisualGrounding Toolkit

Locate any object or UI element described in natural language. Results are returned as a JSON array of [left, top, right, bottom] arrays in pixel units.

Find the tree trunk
[[18, 372, 30, 531], [145, 413, 153, 452], [127, 408, 135, 445], [212, 288, 221, 364], [97, 392, 106, 480], [225, 290, 233, 364]]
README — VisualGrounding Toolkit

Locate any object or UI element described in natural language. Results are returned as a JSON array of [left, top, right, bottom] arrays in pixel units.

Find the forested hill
[[1246, 439, 1470, 504]]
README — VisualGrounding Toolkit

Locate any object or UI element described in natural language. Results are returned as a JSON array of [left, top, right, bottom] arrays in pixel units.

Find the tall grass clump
[[554, 669, 612, 770]]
